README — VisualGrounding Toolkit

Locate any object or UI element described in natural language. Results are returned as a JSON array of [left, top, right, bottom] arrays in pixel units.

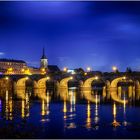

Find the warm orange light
[[8, 68, 13, 71], [41, 68, 46, 74], [6, 67, 14, 74], [84, 72, 87, 76], [5, 77, 9, 80], [113, 102, 116, 116], [123, 76, 126, 80], [70, 76, 73, 80], [46, 76, 50, 80], [41, 68, 45, 72], [63, 67, 68, 72], [25, 69, 31, 75], [21, 68, 25, 72], [95, 76, 98, 80], [25, 77, 29, 80]]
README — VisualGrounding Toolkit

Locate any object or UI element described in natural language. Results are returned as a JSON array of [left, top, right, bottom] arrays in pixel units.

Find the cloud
[[26, 61, 39, 67], [57, 56, 69, 62], [0, 52, 5, 56]]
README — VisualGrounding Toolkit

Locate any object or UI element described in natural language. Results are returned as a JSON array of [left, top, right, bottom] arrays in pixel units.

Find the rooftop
[[0, 58, 26, 63], [48, 65, 60, 72]]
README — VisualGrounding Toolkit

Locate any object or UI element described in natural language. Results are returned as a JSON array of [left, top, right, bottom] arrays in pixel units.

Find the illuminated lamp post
[[41, 68, 46, 75], [63, 67, 68, 72], [87, 67, 91, 72], [112, 66, 118, 73]]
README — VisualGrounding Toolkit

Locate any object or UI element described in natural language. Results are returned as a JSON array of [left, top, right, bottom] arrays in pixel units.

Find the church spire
[[40, 47, 48, 68], [41, 47, 47, 59]]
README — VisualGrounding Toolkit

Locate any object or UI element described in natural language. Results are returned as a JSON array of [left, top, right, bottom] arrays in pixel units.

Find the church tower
[[40, 48, 48, 69]]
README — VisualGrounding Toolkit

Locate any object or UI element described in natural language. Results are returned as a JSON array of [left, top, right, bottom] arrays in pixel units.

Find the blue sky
[[0, 1, 140, 71]]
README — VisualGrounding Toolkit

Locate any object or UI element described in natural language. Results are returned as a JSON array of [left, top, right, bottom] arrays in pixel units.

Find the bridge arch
[[59, 77, 73, 88], [37, 77, 50, 89], [110, 76, 133, 103], [83, 77, 98, 87], [16, 77, 29, 89], [33, 77, 50, 99], [111, 77, 126, 88], [15, 77, 29, 99], [81, 76, 99, 90]]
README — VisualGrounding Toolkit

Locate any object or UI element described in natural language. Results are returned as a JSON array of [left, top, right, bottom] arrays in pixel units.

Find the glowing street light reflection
[[112, 102, 120, 127], [86, 101, 91, 129]]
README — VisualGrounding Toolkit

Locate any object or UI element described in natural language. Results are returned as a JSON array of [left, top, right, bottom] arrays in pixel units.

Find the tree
[[74, 68, 84, 75], [126, 67, 132, 73]]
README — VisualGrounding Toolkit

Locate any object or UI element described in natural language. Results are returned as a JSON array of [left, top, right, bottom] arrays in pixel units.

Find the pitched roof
[[48, 65, 60, 72], [0, 58, 26, 63]]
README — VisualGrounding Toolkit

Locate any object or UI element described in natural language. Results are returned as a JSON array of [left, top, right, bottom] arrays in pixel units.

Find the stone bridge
[[0, 73, 140, 103]]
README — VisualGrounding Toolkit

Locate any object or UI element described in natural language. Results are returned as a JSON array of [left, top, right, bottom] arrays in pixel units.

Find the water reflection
[[69, 90, 76, 112], [81, 89, 100, 103], [5, 91, 13, 120], [123, 95, 127, 126], [94, 95, 99, 129], [112, 102, 120, 128], [40, 93, 50, 122], [63, 89, 77, 129], [1, 85, 140, 128], [58, 88, 69, 101], [86, 101, 91, 129], [21, 93, 30, 118], [102, 86, 106, 101], [21, 100, 25, 118]]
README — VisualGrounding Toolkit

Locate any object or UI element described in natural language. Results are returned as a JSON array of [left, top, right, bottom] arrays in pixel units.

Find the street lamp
[[63, 67, 68, 72], [41, 68, 46, 74], [87, 67, 91, 72], [95, 76, 98, 80], [70, 76, 73, 80], [84, 72, 87, 76], [123, 76, 126, 80], [112, 66, 117, 72], [46, 76, 50, 80], [5, 76, 9, 80], [25, 77, 29, 80]]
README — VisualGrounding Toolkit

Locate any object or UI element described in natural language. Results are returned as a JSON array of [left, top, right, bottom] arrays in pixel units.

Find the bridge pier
[[57, 87, 69, 101], [102, 86, 106, 98], [110, 87, 117, 92], [13, 81, 26, 99], [128, 86, 132, 98], [118, 86, 122, 99], [80, 86, 92, 91], [15, 86, 26, 99], [34, 82, 47, 99]]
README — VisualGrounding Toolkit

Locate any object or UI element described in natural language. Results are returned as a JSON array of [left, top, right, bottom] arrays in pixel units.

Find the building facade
[[0, 59, 27, 74], [0, 48, 60, 75]]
